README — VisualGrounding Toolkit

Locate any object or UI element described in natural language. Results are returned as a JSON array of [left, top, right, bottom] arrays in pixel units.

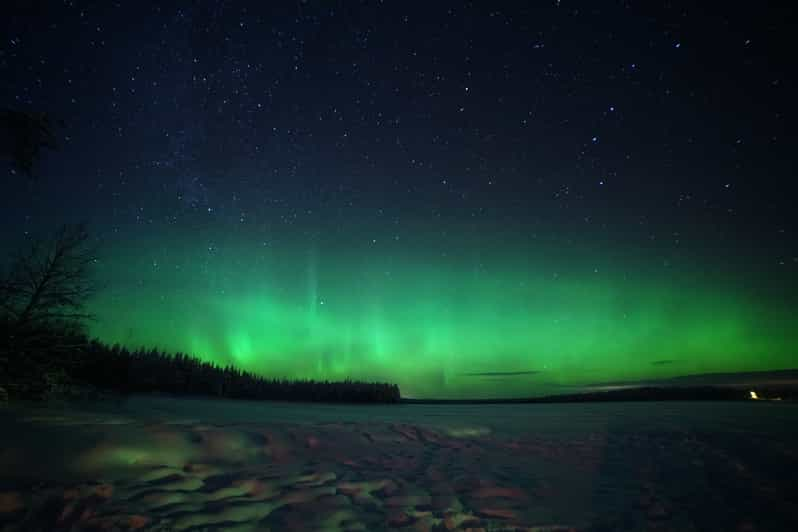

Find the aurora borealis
[[2, 2, 796, 398], [81, 218, 797, 398]]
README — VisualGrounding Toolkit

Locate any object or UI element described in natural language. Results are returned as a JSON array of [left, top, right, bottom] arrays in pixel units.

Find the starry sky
[[1, 1, 796, 398]]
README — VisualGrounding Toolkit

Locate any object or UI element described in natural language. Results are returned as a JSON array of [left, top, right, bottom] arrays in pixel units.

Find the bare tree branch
[[0, 224, 98, 331]]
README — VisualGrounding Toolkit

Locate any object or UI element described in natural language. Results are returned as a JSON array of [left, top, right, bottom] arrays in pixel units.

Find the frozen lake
[[1, 397, 797, 530]]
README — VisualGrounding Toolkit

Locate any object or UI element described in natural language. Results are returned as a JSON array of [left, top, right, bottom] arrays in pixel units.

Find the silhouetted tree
[[0, 224, 97, 333]]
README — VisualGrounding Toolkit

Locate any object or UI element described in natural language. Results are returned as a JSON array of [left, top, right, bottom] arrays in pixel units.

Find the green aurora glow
[[87, 222, 796, 399]]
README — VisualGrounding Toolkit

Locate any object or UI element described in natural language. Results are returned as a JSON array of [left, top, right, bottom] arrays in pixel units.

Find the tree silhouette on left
[[0, 224, 97, 333], [0, 108, 61, 177]]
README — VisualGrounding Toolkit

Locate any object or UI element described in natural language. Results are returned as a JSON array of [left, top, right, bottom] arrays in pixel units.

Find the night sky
[[2, 2, 796, 398]]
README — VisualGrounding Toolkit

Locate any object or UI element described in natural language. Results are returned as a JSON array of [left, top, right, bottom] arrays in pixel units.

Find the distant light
[[749, 390, 759, 400], [675, 42, 681, 49]]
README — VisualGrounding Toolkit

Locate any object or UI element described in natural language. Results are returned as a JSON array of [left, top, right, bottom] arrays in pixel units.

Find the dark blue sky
[[2, 2, 797, 395], [1, 1, 796, 275]]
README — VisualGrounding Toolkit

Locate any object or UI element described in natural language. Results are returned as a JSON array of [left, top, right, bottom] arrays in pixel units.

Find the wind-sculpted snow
[[1, 399, 797, 530]]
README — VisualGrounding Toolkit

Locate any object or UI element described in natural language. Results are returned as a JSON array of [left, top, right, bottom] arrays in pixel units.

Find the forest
[[0, 322, 400, 403]]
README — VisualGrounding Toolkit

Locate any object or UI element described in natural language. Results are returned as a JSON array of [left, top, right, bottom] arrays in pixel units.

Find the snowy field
[[1, 397, 797, 531]]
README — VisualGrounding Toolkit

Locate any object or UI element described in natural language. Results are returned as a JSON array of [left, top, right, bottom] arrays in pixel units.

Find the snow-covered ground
[[1, 397, 796, 531]]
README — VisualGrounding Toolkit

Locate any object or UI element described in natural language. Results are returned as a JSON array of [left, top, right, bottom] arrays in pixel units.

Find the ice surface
[[1, 397, 797, 531]]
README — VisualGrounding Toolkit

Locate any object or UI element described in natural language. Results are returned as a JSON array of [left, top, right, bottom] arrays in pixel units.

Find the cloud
[[460, 370, 540, 377]]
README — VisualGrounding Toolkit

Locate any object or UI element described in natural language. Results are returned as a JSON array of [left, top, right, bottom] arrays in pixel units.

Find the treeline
[[81, 341, 402, 403], [0, 323, 401, 403]]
